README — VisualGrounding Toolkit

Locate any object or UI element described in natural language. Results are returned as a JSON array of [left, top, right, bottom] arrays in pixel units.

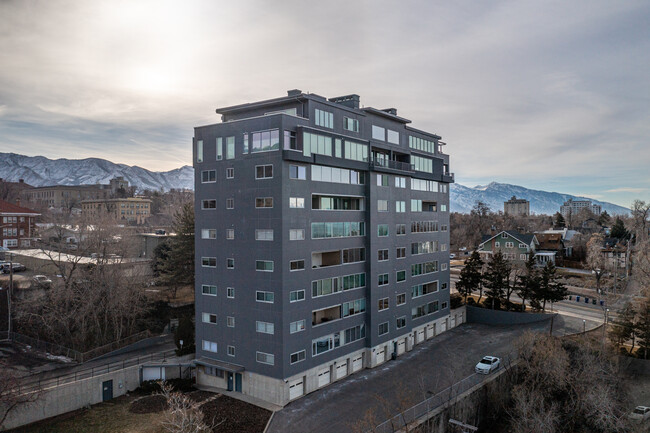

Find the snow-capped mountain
[[451, 182, 629, 216], [0, 153, 629, 215], [0, 153, 193, 191]]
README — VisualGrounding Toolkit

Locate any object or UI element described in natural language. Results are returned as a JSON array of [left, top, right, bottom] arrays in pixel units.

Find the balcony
[[369, 157, 414, 172]]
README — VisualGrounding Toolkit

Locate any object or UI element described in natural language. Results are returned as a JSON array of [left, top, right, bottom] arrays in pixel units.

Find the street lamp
[[583, 319, 586, 335]]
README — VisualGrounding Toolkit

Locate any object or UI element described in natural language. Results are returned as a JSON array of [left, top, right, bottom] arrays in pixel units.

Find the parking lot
[[268, 315, 590, 433]]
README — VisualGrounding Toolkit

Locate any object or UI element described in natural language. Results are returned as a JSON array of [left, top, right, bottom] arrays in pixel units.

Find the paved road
[[267, 316, 592, 433]]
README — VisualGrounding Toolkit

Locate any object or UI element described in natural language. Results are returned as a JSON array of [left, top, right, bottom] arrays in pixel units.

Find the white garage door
[[376, 348, 385, 364], [440, 320, 447, 333], [143, 367, 165, 382], [336, 363, 347, 380], [426, 324, 435, 339], [352, 355, 363, 372], [397, 340, 406, 355], [289, 378, 304, 400], [318, 368, 331, 387], [417, 329, 425, 343]]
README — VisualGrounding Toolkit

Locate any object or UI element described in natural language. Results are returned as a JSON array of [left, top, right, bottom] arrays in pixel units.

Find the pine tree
[[636, 301, 650, 359], [598, 211, 611, 227], [536, 262, 567, 312], [554, 212, 565, 228], [484, 250, 511, 309], [610, 217, 629, 240], [159, 202, 195, 296], [610, 302, 636, 353], [456, 251, 484, 303], [516, 254, 539, 312]]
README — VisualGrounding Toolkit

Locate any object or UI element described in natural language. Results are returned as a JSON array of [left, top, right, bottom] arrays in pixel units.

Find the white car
[[475, 356, 501, 374], [629, 406, 650, 422]]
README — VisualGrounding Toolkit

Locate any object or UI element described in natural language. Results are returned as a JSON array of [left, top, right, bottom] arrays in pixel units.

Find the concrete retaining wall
[[466, 305, 554, 325]]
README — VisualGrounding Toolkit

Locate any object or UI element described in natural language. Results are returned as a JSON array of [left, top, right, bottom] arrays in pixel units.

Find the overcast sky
[[0, 0, 648, 207]]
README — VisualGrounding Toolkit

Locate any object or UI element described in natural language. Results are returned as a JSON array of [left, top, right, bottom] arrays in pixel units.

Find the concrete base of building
[[196, 310, 465, 407]]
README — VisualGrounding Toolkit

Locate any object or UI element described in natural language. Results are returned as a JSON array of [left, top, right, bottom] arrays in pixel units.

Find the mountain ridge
[[0, 152, 629, 215]]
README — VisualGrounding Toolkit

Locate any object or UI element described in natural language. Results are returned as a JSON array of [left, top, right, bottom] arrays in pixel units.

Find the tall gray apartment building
[[193, 90, 457, 406]]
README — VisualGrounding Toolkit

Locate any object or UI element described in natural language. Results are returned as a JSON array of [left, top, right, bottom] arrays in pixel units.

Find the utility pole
[[7, 252, 13, 339]]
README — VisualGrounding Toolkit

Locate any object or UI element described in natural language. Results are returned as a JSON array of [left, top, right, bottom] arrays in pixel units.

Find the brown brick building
[[0, 199, 40, 249]]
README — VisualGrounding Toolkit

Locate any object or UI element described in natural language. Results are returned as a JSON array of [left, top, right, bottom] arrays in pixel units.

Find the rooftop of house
[[0, 199, 40, 215]]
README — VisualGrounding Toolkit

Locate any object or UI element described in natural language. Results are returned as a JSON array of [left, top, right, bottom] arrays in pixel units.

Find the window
[[290, 165, 306, 180], [387, 129, 399, 145], [227, 258, 234, 269], [378, 200, 388, 212], [255, 197, 274, 208], [411, 281, 439, 298], [412, 241, 439, 255], [216, 137, 222, 160], [396, 270, 406, 282], [227, 287, 235, 298], [201, 199, 216, 210], [519, 243, 527, 248], [202, 340, 217, 353], [395, 176, 406, 188], [226, 229, 234, 240], [378, 273, 389, 286], [378, 322, 389, 336], [396, 201, 406, 213], [441, 204, 447, 212], [290, 229, 305, 241], [201, 257, 216, 267], [303, 132, 332, 157], [290, 319, 306, 334], [442, 282, 448, 290], [342, 247, 365, 264], [495, 242, 500, 248], [226, 198, 234, 209], [201, 229, 216, 239], [227, 316, 235, 327], [251, 129, 280, 153], [226, 136, 235, 159], [196, 140, 203, 162], [256, 321, 275, 334], [256, 352, 274, 365], [343, 298, 366, 317], [344, 140, 368, 162], [284, 130, 298, 151], [256, 291, 274, 303], [312, 273, 366, 297], [227, 346, 235, 357], [312, 195, 364, 210], [411, 221, 439, 233], [505, 242, 514, 248], [372, 125, 385, 141], [396, 316, 406, 329], [256, 260, 274, 272], [202, 313, 217, 324], [290, 290, 305, 302], [202, 285, 217, 296], [377, 174, 389, 186], [290, 260, 305, 271], [441, 263, 448, 271], [396, 224, 406, 235], [226, 167, 234, 179], [411, 301, 439, 319], [201, 170, 216, 183], [378, 297, 389, 311], [411, 155, 433, 173], [397, 293, 406, 305], [335, 138, 342, 157], [311, 164, 365, 185], [441, 302, 448, 310], [396, 247, 406, 259], [255, 164, 273, 179], [311, 222, 365, 239], [290, 197, 305, 208], [243, 132, 249, 154], [315, 108, 333, 128], [378, 224, 389, 237], [411, 179, 439, 192], [409, 135, 436, 154], [378, 249, 388, 261], [255, 229, 274, 241], [343, 117, 359, 132], [290, 350, 306, 364], [411, 261, 438, 276]]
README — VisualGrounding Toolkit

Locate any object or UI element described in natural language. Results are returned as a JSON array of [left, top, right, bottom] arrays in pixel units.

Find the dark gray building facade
[[193, 90, 455, 405]]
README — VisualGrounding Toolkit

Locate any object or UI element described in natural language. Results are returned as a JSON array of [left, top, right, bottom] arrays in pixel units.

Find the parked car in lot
[[32, 275, 53, 288], [1, 263, 26, 273], [629, 406, 650, 422], [475, 356, 501, 374]]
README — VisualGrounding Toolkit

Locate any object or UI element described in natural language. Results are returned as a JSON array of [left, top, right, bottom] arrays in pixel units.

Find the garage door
[[426, 324, 435, 339], [440, 320, 447, 333], [336, 363, 347, 380], [417, 329, 425, 343], [318, 368, 331, 387], [376, 348, 385, 364], [352, 355, 363, 372], [397, 340, 406, 355], [143, 367, 165, 382], [289, 378, 304, 400]]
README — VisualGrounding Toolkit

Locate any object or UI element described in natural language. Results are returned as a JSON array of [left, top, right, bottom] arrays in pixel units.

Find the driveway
[[268, 315, 591, 433]]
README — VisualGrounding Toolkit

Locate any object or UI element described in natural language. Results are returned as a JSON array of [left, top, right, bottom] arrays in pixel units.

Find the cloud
[[605, 187, 648, 193]]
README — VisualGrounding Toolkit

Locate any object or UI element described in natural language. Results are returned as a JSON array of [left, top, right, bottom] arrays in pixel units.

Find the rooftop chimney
[[287, 89, 302, 97], [328, 94, 360, 109], [19, 179, 24, 183]]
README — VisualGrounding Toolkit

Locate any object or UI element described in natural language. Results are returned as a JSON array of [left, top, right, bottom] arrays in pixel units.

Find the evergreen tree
[[516, 253, 540, 312], [636, 301, 650, 359], [484, 250, 511, 309], [456, 251, 484, 303], [610, 217, 629, 240], [151, 238, 172, 278], [554, 212, 565, 228], [159, 202, 195, 295], [597, 211, 611, 227], [536, 261, 568, 312], [610, 302, 636, 353], [174, 316, 195, 356]]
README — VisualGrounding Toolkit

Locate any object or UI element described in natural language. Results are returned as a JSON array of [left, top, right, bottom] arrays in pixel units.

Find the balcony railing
[[370, 157, 414, 172]]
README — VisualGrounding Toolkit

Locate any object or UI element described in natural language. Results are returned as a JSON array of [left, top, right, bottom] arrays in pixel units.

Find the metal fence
[[15, 348, 177, 394], [0, 331, 83, 362], [371, 372, 494, 433], [79, 330, 152, 362]]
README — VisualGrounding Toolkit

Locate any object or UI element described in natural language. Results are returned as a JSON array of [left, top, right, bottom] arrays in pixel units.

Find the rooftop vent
[[287, 89, 302, 97], [382, 108, 397, 116], [329, 94, 360, 109]]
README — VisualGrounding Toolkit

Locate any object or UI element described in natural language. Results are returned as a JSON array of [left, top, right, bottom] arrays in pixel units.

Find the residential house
[[0, 199, 40, 249], [477, 230, 539, 264]]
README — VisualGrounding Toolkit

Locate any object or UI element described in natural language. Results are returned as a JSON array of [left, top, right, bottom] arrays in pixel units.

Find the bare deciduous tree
[[159, 381, 222, 433], [0, 367, 41, 429]]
